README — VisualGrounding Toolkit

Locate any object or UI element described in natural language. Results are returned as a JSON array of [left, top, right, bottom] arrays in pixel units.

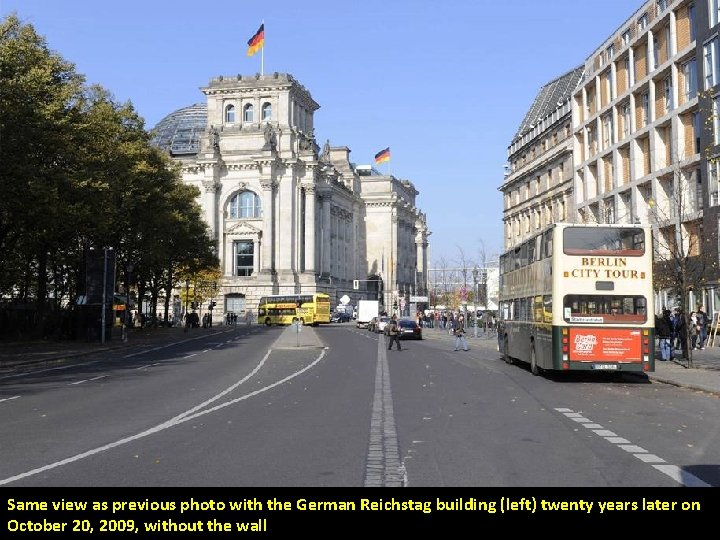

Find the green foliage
[[0, 14, 218, 333]]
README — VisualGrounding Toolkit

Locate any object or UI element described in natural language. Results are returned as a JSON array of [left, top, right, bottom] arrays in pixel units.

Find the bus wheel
[[530, 345, 540, 376], [503, 336, 513, 364], [265, 318, 271, 326], [292, 317, 298, 323]]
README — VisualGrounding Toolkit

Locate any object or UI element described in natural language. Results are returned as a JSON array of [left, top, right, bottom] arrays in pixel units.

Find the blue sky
[[2, 0, 642, 265]]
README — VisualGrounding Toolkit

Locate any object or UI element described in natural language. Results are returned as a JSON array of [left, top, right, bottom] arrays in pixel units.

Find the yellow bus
[[498, 223, 654, 375], [257, 293, 331, 326]]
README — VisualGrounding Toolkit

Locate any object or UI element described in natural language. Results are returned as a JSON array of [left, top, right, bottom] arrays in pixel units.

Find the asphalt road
[[1, 323, 719, 488]]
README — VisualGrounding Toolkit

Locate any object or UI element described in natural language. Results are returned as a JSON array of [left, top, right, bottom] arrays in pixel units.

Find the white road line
[[70, 380, 87, 385], [0, 347, 326, 486], [89, 375, 107, 382], [555, 407, 711, 487], [0, 396, 20, 403]]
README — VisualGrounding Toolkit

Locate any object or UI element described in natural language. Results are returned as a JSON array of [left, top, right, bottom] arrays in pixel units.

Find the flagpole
[[261, 19, 265, 76]]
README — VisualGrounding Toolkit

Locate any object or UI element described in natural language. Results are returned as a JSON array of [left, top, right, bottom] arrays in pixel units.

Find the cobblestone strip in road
[[364, 334, 406, 487]]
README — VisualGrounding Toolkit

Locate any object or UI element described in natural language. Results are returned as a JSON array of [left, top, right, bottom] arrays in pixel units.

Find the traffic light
[[209, 301, 216, 310], [190, 302, 196, 310], [393, 301, 398, 310]]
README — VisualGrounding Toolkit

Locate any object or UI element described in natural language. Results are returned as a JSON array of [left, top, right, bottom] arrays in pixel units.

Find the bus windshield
[[563, 227, 645, 256]]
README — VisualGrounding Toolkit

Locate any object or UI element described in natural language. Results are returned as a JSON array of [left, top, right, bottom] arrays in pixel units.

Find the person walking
[[696, 305, 708, 350], [386, 315, 402, 351], [453, 314, 469, 351], [689, 311, 699, 351], [655, 309, 672, 361]]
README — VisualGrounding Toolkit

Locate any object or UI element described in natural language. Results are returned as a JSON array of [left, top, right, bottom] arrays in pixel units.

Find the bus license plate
[[592, 364, 618, 370]]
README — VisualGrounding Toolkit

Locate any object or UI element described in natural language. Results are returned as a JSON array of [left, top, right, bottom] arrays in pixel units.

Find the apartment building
[[573, 0, 720, 312]]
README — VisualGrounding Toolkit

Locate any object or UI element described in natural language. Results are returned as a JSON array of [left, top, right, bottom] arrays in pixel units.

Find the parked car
[[397, 318, 422, 339]]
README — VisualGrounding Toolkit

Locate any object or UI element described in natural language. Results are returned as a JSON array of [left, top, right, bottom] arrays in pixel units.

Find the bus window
[[528, 239, 536, 265], [563, 227, 645, 256], [543, 229, 553, 258], [533, 296, 543, 322], [543, 295, 552, 323], [563, 294, 647, 324]]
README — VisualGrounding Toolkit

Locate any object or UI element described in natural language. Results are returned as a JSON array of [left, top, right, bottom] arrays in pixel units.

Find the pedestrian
[[675, 308, 688, 358], [453, 314, 469, 351], [655, 309, 672, 361], [689, 311, 699, 350], [696, 305, 708, 350], [386, 315, 402, 351]]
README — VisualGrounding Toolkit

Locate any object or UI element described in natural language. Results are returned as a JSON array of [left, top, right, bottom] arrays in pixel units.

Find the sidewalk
[[422, 325, 720, 397]]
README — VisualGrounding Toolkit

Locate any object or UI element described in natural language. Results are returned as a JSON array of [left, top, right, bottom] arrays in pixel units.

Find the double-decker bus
[[257, 293, 331, 326], [497, 223, 654, 375]]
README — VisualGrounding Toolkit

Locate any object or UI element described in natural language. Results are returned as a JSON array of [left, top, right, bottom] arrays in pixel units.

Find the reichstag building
[[151, 72, 430, 316]]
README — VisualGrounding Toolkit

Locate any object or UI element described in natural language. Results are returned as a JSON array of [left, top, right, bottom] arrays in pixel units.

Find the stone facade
[[154, 72, 430, 316]]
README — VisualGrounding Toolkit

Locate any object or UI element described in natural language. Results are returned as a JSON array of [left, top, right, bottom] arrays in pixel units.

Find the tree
[[649, 166, 715, 367]]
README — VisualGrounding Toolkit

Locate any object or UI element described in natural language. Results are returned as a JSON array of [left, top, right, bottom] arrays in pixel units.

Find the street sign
[[410, 296, 428, 302]]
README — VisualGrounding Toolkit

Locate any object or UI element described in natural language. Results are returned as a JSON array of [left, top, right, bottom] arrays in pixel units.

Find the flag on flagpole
[[374, 147, 390, 164], [247, 23, 265, 56]]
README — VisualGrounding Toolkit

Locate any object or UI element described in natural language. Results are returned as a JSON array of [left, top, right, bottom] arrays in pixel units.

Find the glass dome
[[150, 103, 208, 156]]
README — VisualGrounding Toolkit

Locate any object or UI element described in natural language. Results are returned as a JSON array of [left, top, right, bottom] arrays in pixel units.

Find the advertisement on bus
[[569, 328, 642, 363]]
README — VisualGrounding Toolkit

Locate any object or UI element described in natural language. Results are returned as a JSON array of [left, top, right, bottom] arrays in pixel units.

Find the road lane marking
[[556, 407, 711, 487], [0, 347, 326, 486], [0, 396, 20, 403]]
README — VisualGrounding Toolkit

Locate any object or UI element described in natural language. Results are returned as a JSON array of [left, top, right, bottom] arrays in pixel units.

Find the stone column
[[304, 185, 316, 274], [261, 181, 275, 272], [321, 193, 331, 276]]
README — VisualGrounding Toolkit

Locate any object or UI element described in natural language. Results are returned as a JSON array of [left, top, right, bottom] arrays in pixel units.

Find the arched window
[[228, 191, 262, 218], [262, 102, 272, 121], [243, 104, 254, 122], [225, 104, 235, 123]]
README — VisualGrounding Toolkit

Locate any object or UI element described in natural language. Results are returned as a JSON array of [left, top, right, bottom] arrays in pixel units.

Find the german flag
[[247, 24, 264, 56], [374, 147, 390, 164]]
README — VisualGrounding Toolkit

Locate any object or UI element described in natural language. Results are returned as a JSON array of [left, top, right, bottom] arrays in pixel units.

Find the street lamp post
[[124, 263, 134, 342], [472, 266, 479, 338]]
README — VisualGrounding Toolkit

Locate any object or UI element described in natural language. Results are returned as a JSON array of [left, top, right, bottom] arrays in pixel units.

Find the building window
[[709, 159, 720, 206], [602, 114, 613, 147], [711, 0, 720, 28], [713, 95, 720, 145], [622, 29, 631, 46], [704, 37, 719, 89], [657, 0, 668, 12], [234, 240, 254, 277], [262, 102, 272, 121], [664, 76, 673, 111], [243, 104, 254, 122], [642, 92, 650, 125], [690, 3, 697, 40], [621, 102, 631, 138], [606, 44, 615, 61], [684, 58, 698, 100], [225, 104, 235, 124], [638, 13, 649, 31], [228, 191, 262, 219], [693, 111, 702, 153]]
